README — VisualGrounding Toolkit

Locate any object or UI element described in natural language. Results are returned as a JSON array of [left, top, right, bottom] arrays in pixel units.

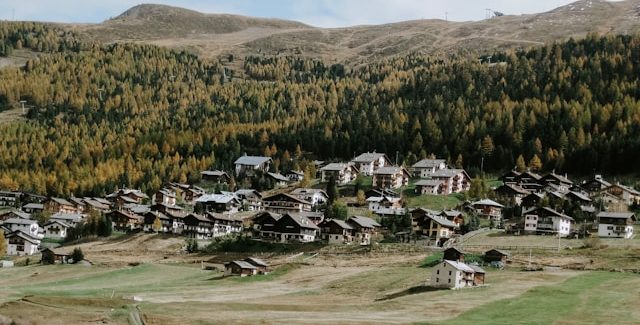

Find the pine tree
[[515, 155, 526, 172], [529, 154, 542, 171]]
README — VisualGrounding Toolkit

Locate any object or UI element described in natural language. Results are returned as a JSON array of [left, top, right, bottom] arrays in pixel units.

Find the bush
[[185, 238, 199, 253], [582, 237, 603, 249], [71, 247, 84, 263]]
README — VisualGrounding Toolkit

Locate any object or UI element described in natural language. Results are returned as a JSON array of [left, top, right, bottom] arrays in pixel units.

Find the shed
[[443, 247, 466, 262], [484, 249, 510, 263], [41, 248, 72, 264], [244, 257, 270, 274], [224, 260, 257, 277]]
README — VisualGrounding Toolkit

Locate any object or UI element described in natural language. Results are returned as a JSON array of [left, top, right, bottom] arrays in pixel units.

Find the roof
[[282, 214, 319, 230], [226, 260, 257, 269], [415, 179, 444, 187], [610, 183, 640, 196], [0, 190, 21, 197], [49, 197, 74, 206], [2, 218, 37, 226], [321, 219, 354, 230], [469, 264, 486, 274], [41, 247, 71, 256], [290, 188, 328, 197], [320, 162, 353, 171], [201, 170, 229, 177], [373, 207, 407, 216], [196, 194, 239, 204], [352, 152, 387, 163], [69, 197, 86, 206], [6, 230, 40, 244], [428, 215, 458, 228], [263, 193, 311, 205], [244, 257, 269, 267], [50, 212, 85, 222], [541, 172, 573, 184], [267, 172, 291, 182], [427, 169, 469, 179], [366, 196, 400, 203], [597, 212, 636, 220], [347, 216, 381, 228], [412, 159, 446, 169], [44, 219, 71, 228], [125, 204, 151, 214], [567, 191, 592, 202], [83, 198, 111, 210], [5, 210, 31, 219], [22, 203, 44, 210], [235, 189, 262, 199], [373, 166, 407, 175], [443, 260, 475, 273], [523, 207, 574, 221], [472, 199, 504, 208], [495, 183, 530, 195], [234, 155, 271, 166], [485, 248, 510, 256]]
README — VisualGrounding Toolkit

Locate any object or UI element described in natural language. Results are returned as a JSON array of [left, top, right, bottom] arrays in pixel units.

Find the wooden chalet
[[41, 248, 71, 264], [224, 260, 257, 277], [443, 247, 466, 262], [484, 249, 510, 264], [107, 210, 143, 232], [262, 193, 312, 214], [44, 197, 77, 214], [200, 170, 231, 183], [319, 218, 355, 244], [244, 257, 269, 274], [372, 166, 410, 189]]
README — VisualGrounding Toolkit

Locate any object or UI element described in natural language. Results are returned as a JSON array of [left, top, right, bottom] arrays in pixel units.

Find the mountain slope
[[65, 0, 640, 63]]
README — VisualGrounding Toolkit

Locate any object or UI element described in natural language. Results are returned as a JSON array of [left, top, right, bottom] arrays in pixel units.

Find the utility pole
[[19, 100, 26, 114]]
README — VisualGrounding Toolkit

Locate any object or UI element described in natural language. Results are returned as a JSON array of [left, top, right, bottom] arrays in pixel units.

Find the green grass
[[420, 252, 444, 268], [400, 178, 464, 210], [230, 263, 302, 283], [440, 271, 640, 325]]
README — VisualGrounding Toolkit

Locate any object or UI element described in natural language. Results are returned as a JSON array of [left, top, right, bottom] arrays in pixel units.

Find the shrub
[[582, 237, 602, 249], [71, 247, 84, 263]]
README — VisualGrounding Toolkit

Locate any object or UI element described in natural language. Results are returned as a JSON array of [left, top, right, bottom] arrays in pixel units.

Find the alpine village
[[1, 1, 640, 324]]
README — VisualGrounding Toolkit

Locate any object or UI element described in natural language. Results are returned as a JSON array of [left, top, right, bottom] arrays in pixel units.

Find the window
[[436, 278, 439, 283], [449, 271, 452, 275], [448, 279, 451, 283], [437, 270, 440, 274]]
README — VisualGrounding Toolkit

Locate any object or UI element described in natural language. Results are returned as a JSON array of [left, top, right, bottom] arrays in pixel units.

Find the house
[[49, 212, 85, 227], [499, 170, 521, 184], [521, 192, 545, 209], [40, 248, 71, 264], [597, 212, 635, 239], [107, 188, 149, 205], [0, 191, 22, 207], [565, 191, 592, 206], [351, 152, 391, 176], [515, 171, 542, 185], [425, 169, 471, 195], [82, 198, 111, 214], [224, 260, 257, 277], [207, 212, 244, 237], [494, 183, 529, 205], [290, 188, 329, 207], [602, 183, 640, 206], [286, 170, 305, 182], [415, 179, 445, 195], [539, 172, 573, 192], [154, 188, 177, 206], [440, 210, 465, 226], [431, 260, 485, 289], [182, 213, 215, 239], [484, 249, 510, 264], [443, 247, 466, 262], [254, 213, 318, 243], [365, 188, 399, 199], [367, 196, 402, 213], [21, 202, 44, 214], [267, 172, 292, 187], [195, 194, 241, 213], [107, 210, 143, 232], [522, 207, 574, 237], [200, 170, 231, 184], [319, 219, 355, 244], [262, 193, 312, 214], [411, 208, 459, 245], [234, 155, 272, 176], [244, 257, 269, 274], [235, 189, 263, 211], [44, 197, 77, 214], [411, 159, 447, 177], [42, 220, 71, 240], [1, 218, 40, 238], [372, 166, 410, 189], [69, 197, 86, 213], [580, 175, 611, 195], [143, 211, 173, 233], [319, 163, 358, 184], [346, 216, 381, 245], [0, 210, 31, 221], [5, 230, 40, 256], [471, 199, 504, 222]]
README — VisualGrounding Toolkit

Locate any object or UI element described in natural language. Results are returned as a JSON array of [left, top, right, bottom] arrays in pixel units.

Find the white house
[[523, 207, 574, 237], [351, 152, 391, 176], [319, 163, 358, 184], [411, 159, 447, 178], [431, 260, 485, 289], [597, 212, 635, 239], [42, 220, 71, 240], [234, 155, 272, 176], [49, 212, 86, 228], [1, 218, 41, 238], [372, 166, 410, 189], [290, 188, 329, 207], [424, 169, 471, 195], [5, 231, 41, 256]]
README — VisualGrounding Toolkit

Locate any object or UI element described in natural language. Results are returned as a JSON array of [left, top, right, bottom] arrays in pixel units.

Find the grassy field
[[441, 271, 640, 325]]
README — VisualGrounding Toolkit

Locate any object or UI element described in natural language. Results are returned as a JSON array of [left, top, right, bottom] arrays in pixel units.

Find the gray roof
[[201, 170, 229, 177], [22, 203, 44, 210], [373, 207, 407, 216], [352, 152, 387, 163], [428, 215, 458, 228], [415, 179, 444, 186], [444, 260, 475, 273], [348, 216, 381, 228], [597, 212, 635, 219], [472, 199, 504, 208], [320, 162, 353, 171], [5, 210, 31, 219], [374, 166, 406, 175], [244, 257, 269, 267], [469, 264, 486, 274], [50, 197, 74, 206], [267, 172, 290, 182], [284, 214, 319, 230], [522, 207, 574, 221], [290, 188, 328, 197], [567, 191, 592, 202], [324, 219, 354, 230], [50, 212, 85, 222], [44, 219, 71, 228], [2, 218, 37, 226], [234, 155, 271, 166], [196, 194, 239, 204], [427, 169, 468, 179], [412, 159, 446, 168], [227, 260, 257, 269]]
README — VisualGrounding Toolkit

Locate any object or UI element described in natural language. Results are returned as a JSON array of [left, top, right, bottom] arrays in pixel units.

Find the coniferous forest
[[1, 22, 640, 196]]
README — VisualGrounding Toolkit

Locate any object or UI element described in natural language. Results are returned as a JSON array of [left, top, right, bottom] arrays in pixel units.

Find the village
[[0, 151, 638, 283]]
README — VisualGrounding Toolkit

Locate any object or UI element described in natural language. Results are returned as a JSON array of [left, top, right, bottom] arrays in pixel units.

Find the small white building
[[319, 163, 358, 184], [42, 220, 71, 240], [597, 212, 635, 239], [290, 188, 329, 207], [234, 155, 272, 176], [411, 159, 447, 178], [523, 207, 574, 237], [1, 218, 41, 238], [5, 231, 41, 256], [431, 260, 485, 289], [351, 152, 391, 176]]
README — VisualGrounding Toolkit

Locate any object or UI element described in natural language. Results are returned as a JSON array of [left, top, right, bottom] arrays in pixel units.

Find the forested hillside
[[0, 22, 640, 196]]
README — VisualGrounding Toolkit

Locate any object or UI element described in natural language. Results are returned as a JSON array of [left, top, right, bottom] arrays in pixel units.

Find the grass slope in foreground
[[439, 271, 640, 325]]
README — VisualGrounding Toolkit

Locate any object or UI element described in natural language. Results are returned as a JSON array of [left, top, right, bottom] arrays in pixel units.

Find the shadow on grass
[[376, 285, 447, 301]]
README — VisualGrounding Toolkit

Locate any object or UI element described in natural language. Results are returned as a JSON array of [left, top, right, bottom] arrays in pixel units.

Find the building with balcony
[[597, 212, 635, 239]]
